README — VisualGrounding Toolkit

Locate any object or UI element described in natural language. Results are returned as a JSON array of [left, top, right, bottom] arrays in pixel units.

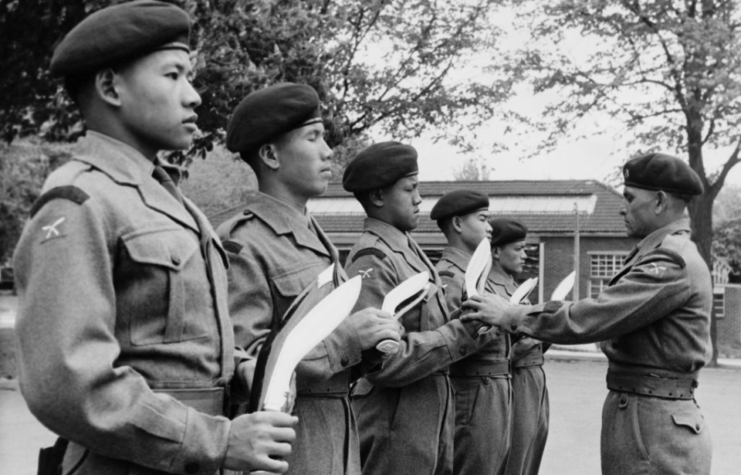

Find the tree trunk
[[688, 193, 718, 366]]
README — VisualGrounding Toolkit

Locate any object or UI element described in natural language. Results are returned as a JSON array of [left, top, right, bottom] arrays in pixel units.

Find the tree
[[507, 0, 741, 364], [1, 0, 509, 168], [453, 156, 492, 180]]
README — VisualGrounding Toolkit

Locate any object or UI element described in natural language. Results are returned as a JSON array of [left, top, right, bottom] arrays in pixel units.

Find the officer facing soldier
[[13, 2, 296, 474], [342, 143, 495, 475], [463, 153, 713, 475], [217, 83, 402, 475]]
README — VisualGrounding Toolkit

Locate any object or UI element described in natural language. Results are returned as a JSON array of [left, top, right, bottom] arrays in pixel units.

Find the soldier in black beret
[[15, 2, 299, 474], [463, 153, 713, 474], [487, 218, 551, 475], [218, 84, 401, 475], [343, 145, 494, 475]]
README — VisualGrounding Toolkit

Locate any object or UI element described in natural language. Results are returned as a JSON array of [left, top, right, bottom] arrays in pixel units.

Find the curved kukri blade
[[510, 277, 538, 304], [261, 276, 362, 412], [551, 271, 576, 301], [466, 239, 492, 298], [381, 271, 430, 315], [376, 271, 429, 354]]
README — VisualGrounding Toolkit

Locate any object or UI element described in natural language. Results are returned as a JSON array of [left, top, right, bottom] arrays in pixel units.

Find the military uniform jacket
[[510, 218, 712, 378], [487, 266, 541, 364], [216, 192, 367, 475], [13, 132, 234, 475], [346, 219, 490, 475], [436, 247, 510, 368]]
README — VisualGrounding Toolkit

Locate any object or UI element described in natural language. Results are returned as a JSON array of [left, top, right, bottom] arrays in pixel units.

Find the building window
[[713, 288, 725, 319], [589, 253, 628, 299]]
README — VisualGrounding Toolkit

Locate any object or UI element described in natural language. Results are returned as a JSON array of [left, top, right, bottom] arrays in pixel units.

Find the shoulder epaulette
[[643, 248, 686, 269], [438, 270, 456, 279], [351, 247, 388, 263], [221, 240, 244, 254], [30, 186, 89, 218]]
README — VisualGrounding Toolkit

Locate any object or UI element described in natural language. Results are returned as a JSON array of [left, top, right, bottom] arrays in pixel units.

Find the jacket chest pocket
[[269, 264, 327, 323], [120, 227, 205, 346]]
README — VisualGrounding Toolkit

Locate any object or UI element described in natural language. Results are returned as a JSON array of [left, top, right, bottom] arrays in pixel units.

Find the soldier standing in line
[[216, 83, 402, 475], [342, 143, 494, 475], [431, 190, 514, 475], [487, 218, 549, 475], [12, 2, 297, 474], [463, 153, 713, 475]]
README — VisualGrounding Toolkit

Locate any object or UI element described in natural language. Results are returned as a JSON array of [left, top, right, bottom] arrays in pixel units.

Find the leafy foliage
[[1, 0, 508, 169], [453, 156, 491, 180]]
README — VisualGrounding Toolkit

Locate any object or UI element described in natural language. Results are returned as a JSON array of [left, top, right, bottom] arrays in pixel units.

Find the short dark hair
[[62, 73, 94, 107]]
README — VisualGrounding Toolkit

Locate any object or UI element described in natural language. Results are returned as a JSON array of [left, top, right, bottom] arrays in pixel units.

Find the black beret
[[343, 141, 419, 193], [226, 83, 322, 154], [489, 218, 528, 247], [430, 190, 489, 221], [51, 1, 191, 77], [623, 153, 703, 196]]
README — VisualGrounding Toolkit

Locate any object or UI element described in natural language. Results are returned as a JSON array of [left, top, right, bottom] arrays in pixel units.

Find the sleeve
[[14, 197, 229, 475], [506, 249, 692, 344], [346, 251, 482, 388], [438, 267, 465, 313]]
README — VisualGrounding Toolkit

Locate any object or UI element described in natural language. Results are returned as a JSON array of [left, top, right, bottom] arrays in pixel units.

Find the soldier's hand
[[223, 411, 298, 473], [460, 294, 515, 328], [343, 307, 403, 350]]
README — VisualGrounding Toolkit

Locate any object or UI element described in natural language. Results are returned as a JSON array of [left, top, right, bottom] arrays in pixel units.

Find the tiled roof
[[208, 180, 627, 235]]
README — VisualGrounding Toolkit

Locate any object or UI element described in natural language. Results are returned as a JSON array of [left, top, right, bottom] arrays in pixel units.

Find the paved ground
[[1, 357, 739, 475]]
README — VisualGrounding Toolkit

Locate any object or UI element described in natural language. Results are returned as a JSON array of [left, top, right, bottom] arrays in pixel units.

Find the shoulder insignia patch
[[30, 186, 89, 218], [40, 216, 67, 243], [351, 247, 387, 263], [438, 270, 455, 279], [357, 268, 374, 279], [222, 240, 244, 254], [644, 248, 686, 269]]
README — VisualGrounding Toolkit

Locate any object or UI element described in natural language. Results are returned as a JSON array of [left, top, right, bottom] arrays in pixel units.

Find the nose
[[485, 222, 493, 233], [321, 138, 333, 161], [184, 80, 202, 109], [412, 189, 422, 206], [619, 205, 627, 217]]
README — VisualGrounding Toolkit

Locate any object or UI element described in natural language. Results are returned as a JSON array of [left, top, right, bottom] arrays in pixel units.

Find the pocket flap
[[123, 228, 199, 271], [672, 412, 704, 434], [271, 265, 326, 298]]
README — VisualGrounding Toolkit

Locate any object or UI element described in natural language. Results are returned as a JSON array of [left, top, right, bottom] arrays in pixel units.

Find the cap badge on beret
[[624, 169, 629, 179]]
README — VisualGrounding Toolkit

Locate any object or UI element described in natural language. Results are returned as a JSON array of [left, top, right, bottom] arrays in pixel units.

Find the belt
[[513, 353, 544, 368], [450, 360, 510, 377], [298, 373, 350, 397], [154, 387, 226, 416], [606, 372, 697, 400]]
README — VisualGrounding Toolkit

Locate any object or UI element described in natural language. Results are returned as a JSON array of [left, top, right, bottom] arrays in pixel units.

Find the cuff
[[170, 409, 231, 475], [324, 321, 364, 373], [438, 319, 480, 362]]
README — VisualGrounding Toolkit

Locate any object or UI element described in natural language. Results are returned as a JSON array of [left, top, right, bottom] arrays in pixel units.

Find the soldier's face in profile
[[458, 209, 492, 251], [382, 175, 422, 231], [113, 49, 201, 157], [273, 122, 333, 199], [621, 186, 656, 238], [494, 240, 527, 275]]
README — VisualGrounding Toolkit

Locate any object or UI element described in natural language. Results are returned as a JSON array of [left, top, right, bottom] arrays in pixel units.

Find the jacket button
[[341, 357, 349, 366], [171, 255, 181, 266], [459, 347, 468, 356], [185, 462, 199, 474]]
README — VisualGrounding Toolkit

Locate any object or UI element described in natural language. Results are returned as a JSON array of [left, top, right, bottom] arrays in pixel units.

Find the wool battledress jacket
[[345, 218, 491, 475], [14, 132, 235, 475], [502, 218, 712, 475], [436, 247, 512, 475], [216, 192, 369, 475], [487, 267, 548, 475]]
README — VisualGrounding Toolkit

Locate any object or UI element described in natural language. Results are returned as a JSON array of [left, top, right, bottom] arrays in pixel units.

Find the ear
[[368, 189, 384, 208], [655, 191, 667, 214], [94, 69, 121, 107], [452, 216, 463, 234], [491, 246, 501, 260], [257, 144, 280, 171]]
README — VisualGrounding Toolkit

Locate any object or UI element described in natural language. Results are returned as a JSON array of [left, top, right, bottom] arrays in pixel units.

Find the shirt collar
[[73, 131, 155, 185], [244, 192, 312, 235], [635, 217, 691, 253], [440, 246, 471, 272], [362, 217, 410, 251]]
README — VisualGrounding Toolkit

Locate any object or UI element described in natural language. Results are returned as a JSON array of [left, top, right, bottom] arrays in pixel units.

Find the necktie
[[152, 165, 184, 206]]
